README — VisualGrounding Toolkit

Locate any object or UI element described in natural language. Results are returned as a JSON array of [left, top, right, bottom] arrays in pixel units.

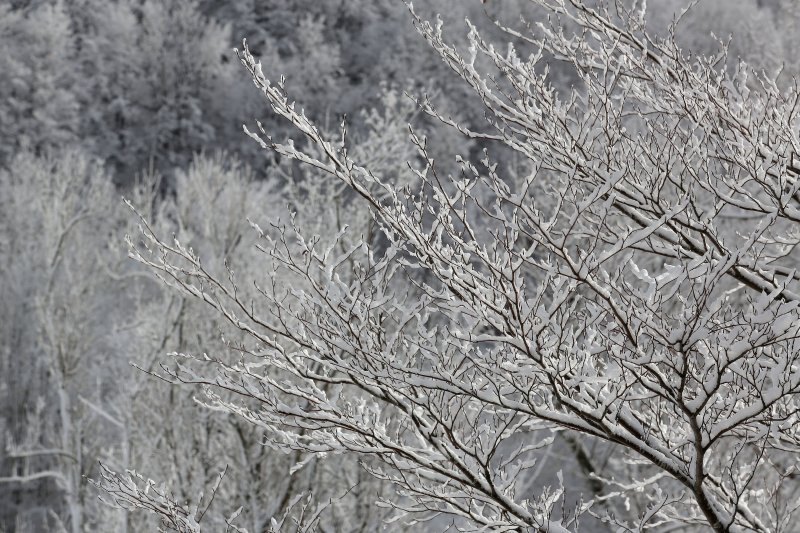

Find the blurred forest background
[[0, 0, 798, 531]]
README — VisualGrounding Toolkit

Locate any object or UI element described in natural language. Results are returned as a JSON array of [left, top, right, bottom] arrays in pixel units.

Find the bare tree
[[0, 150, 125, 533], [102, 1, 800, 531]]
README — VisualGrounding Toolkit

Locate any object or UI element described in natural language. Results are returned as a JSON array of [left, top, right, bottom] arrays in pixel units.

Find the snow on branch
[[109, 1, 800, 531]]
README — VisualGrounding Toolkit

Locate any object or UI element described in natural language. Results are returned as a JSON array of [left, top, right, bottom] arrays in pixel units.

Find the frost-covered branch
[[113, 1, 800, 531]]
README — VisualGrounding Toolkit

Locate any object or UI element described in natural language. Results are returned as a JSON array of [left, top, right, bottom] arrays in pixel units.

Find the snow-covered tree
[[98, 0, 800, 531], [0, 1, 80, 166], [73, 0, 234, 178], [0, 149, 130, 533]]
